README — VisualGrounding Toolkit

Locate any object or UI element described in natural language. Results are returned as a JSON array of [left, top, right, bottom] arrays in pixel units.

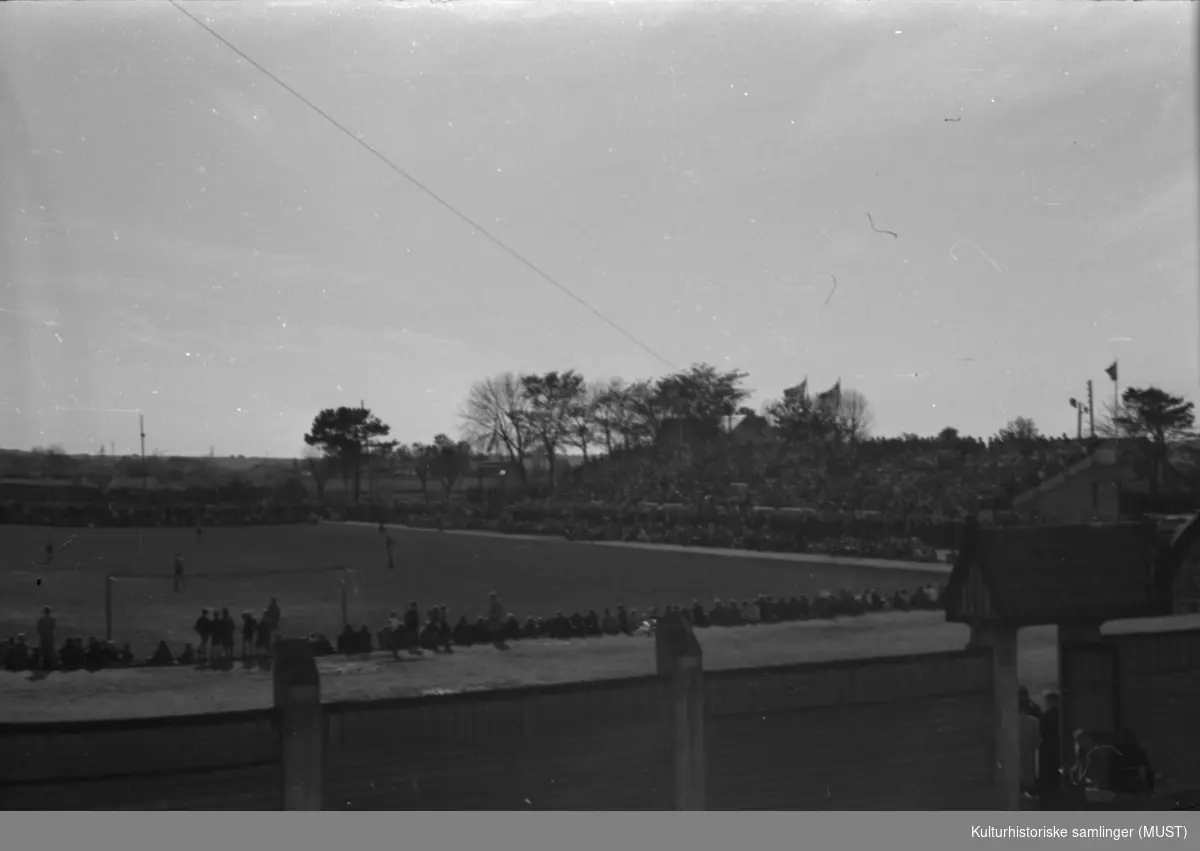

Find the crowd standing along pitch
[[0, 523, 945, 655]]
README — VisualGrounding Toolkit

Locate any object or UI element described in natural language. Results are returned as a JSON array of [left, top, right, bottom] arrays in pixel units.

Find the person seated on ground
[[357, 625, 373, 654], [420, 615, 441, 652], [60, 638, 85, 671], [690, 600, 709, 628], [472, 617, 491, 645], [708, 599, 726, 627], [84, 638, 106, 672], [116, 643, 135, 666], [452, 615, 473, 647], [840, 589, 864, 616], [337, 625, 357, 656], [911, 586, 931, 609], [504, 615, 522, 642], [5, 635, 30, 671], [523, 617, 540, 639], [741, 599, 761, 625], [867, 589, 884, 611], [547, 611, 568, 640], [178, 643, 196, 666], [312, 634, 335, 656], [568, 612, 586, 638], [755, 595, 773, 623], [617, 605, 631, 635], [241, 612, 258, 659], [728, 601, 747, 626], [812, 592, 834, 619], [100, 642, 117, 668], [584, 609, 602, 637], [601, 608, 620, 635], [149, 640, 176, 666], [892, 589, 911, 612]]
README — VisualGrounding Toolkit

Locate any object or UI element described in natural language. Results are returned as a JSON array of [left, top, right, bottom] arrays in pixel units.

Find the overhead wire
[[167, 1, 678, 371]]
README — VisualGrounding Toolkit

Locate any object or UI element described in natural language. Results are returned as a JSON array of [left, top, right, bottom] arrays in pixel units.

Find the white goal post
[[104, 565, 352, 642]]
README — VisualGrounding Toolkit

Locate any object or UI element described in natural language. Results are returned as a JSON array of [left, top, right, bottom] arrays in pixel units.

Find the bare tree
[[838, 388, 874, 441], [410, 442, 437, 505], [566, 379, 606, 464], [458, 372, 532, 482]]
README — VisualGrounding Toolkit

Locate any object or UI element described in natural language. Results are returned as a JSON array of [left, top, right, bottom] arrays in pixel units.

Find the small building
[[1010, 438, 1189, 524], [944, 521, 1173, 627]]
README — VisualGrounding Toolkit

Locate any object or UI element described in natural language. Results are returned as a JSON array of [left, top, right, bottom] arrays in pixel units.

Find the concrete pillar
[[273, 639, 324, 810], [655, 612, 705, 810], [971, 621, 1022, 810]]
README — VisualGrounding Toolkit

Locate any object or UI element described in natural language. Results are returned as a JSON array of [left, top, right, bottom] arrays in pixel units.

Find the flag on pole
[[817, 379, 842, 412], [1105, 361, 1118, 382]]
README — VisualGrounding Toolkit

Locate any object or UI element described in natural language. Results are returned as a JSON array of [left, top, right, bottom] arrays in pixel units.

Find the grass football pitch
[[0, 522, 949, 655], [10, 521, 1190, 723]]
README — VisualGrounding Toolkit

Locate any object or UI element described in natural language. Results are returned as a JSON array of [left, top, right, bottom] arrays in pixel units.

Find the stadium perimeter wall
[[0, 647, 997, 810]]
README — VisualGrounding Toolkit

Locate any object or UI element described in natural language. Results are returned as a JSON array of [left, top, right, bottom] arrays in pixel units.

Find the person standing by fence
[[36, 606, 58, 671], [488, 591, 508, 650]]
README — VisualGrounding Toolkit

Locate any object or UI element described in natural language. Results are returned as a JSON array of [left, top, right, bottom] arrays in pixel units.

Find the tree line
[[301, 360, 1196, 505], [302, 363, 875, 502]]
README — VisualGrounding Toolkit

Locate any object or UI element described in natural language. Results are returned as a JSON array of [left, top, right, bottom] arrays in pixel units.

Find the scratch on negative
[[866, 213, 898, 239], [824, 274, 838, 306], [29, 343, 49, 390], [949, 240, 1002, 272]]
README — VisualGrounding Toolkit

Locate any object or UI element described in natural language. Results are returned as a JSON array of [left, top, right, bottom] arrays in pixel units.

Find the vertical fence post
[[971, 622, 1022, 810], [273, 639, 324, 810], [105, 576, 114, 642], [655, 611, 705, 810]]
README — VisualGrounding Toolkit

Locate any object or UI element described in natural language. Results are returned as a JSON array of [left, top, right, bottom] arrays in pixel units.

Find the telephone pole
[[139, 414, 147, 491], [1087, 381, 1095, 438]]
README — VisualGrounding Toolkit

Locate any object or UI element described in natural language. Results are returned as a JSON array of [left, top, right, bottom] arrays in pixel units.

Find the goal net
[[104, 566, 361, 652]]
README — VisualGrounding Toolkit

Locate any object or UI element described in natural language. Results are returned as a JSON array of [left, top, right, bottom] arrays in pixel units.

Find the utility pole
[[1087, 381, 1095, 438], [1069, 398, 1084, 441], [139, 414, 147, 491]]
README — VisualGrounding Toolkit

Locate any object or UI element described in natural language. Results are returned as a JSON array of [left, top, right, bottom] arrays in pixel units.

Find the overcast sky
[[1, 1, 1196, 457]]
